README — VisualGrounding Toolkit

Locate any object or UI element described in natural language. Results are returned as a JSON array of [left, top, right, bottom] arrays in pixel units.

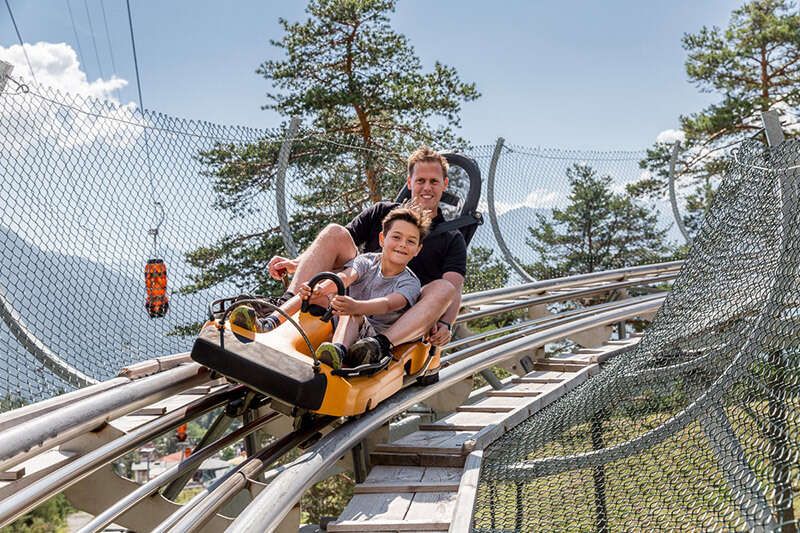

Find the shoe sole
[[316, 344, 342, 370]]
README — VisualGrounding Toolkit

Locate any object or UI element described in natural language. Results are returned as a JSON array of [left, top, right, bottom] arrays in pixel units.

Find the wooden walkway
[[328, 335, 641, 532]]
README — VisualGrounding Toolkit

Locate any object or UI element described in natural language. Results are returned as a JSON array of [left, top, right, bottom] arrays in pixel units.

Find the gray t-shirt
[[345, 253, 421, 333]]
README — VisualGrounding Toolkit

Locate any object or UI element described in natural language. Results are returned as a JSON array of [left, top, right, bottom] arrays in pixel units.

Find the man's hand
[[268, 256, 298, 280], [426, 321, 451, 347], [330, 295, 363, 316]]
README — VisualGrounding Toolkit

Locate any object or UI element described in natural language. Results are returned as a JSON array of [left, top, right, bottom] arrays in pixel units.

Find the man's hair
[[382, 202, 432, 241], [407, 146, 449, 179]]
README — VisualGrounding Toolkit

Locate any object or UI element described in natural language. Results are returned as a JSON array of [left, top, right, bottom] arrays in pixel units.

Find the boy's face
[[407, 161, 448, 213], [379, 220, 423, 266]]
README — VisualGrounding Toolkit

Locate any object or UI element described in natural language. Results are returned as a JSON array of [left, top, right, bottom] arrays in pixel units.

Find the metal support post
[[480, 369, 503, 390], [276, 117, 301, 258], [590, 415, 608, 532], [350, 441, 368, 484], [487, 137, 535, 282], [0, 60, 13, 94], [762, 109, 796, 532], [668, 141, 692, 245], [616, 320, 627, 340]]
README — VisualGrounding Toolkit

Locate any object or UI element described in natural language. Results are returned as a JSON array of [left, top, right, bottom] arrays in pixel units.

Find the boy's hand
[[297, 283, 313, 301], [330, 295, 362, 316], [268, 256, 298, 280], [426, 322, 451, 346]]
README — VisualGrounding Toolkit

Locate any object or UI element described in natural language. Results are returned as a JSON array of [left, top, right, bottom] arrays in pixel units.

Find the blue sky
[[2, 0, 741, 149]]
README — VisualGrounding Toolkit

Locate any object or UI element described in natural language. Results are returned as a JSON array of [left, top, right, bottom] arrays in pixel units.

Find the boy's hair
[[382, 203, 432, 241], [407, 146, 449, 179]]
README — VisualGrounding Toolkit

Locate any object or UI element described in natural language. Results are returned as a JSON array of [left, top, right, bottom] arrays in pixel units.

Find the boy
[[229, 204, 431, 370]]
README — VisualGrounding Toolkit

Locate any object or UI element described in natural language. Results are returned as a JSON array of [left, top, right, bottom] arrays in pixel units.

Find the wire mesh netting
[[473, 139, 800, 530], [0, 76, 675, 406]]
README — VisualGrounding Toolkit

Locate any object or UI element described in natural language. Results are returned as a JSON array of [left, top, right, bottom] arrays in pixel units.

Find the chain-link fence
[[0, 74, 675, 405], [473, 138, 800, 530]]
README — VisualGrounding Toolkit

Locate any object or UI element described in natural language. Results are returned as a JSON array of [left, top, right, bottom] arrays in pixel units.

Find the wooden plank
[[0, 468, 25, 481], [533, 362, 587, 372], [404, 491, 458, 526], [130, 407, 167, 416], [421, 467, 463, 483], [448, 451, 483, 533], [455, 405, 513, 413], [365, 466, 425, 483], [511, 376, 564, 384], [334, 492, 414, 527], [179, 385, 212, 395], [418, 423, 485, 432], [353, 482, 459, 494], [486, 390, 541, 398], [328, 518, 450, 531]]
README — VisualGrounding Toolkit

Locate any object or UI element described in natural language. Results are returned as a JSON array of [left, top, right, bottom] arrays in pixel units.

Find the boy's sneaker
[[316, 342, 346, 370], [228, 305, 260, 332], [348, 335, 392, 366]]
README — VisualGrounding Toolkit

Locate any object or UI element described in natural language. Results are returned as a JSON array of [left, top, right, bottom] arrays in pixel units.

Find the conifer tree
[[527, 164, 673, 279], [183, 0, 479, 295], [632, 0, 800, 235]]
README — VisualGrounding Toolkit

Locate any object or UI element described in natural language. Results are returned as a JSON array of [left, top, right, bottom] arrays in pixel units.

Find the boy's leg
[[332, 315, 364, 347], [317, 315, 364, 370], [288, 224, 358, 293]]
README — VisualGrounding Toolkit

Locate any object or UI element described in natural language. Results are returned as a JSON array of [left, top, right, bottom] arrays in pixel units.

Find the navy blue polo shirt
[[346, 201, 467, 286]]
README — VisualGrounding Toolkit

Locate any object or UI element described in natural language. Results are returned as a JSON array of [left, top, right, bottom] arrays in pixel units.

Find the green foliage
[[464, 246, 510, 293], [183, 0, 479, 297], [301, 471, 355, 525], [634, 0, 800, 235], [527, 164, 674, 278], [3, 493, 73, 532]]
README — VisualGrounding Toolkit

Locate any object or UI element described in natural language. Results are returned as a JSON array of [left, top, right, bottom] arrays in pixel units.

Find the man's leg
[[383, 279, 456, 346], [288, 224, 358, 293]]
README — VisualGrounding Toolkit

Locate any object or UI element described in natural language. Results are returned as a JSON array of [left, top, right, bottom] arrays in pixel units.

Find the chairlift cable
[[3, 0, 37, 84], [64, 0, 87, 79], [82, 0, 105, 79], [99, 1, 118, 78]]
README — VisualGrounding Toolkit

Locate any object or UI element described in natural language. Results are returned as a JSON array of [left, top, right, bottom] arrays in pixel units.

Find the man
[[267, 146, 466, 365]]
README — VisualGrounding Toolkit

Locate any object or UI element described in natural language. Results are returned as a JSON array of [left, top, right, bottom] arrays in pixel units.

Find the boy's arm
[[331, 292, 408, 316]]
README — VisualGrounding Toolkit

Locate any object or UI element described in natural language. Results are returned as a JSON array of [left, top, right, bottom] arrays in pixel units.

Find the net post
[[761, 109, 796, 532], [667, 141, 692, 245], [486, 137, 534, 282], [276, 117, 301, 258], [0, 60, 13, 94]]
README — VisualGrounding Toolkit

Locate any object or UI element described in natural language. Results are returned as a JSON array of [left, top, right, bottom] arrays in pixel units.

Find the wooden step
[[486, 390, 541, 398], [370, 452, 466, 468], [455, 405, 514, 413], [533, 362, 587, 372], [353, 481, 460, 494], [418, 423, 486, 431], [328, 518, 451, 531]]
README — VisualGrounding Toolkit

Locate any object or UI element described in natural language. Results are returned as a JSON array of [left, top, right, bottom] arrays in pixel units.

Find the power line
[[99, 0, 118, 77], [82, 0, 105, 79], [3, 0, 37, 83], [65, 0, 87, 76], [125, 0, 144, 110]]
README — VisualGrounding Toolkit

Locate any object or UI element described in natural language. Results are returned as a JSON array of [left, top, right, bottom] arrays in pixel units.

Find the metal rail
[[0, 385, 245, 527], [229, 298, 662, 531], [0, 363, 210, 473], [460, 261, 682, 307]]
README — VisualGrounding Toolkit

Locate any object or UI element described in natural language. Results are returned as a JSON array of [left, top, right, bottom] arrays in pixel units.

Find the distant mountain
[[0, 225, 217, 400], [470, 206, 551, 264]]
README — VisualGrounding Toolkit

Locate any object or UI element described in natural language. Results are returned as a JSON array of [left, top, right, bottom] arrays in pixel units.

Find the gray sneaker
[[348, 336, 390, 366], [229, 305, 260, 332]]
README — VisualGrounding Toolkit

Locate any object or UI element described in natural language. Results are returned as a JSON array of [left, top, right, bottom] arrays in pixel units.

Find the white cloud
[[479, 189, 562, 215], [0, 42, 144, 149], [0, 42, 127, 100], [656, 129, 686, 144]]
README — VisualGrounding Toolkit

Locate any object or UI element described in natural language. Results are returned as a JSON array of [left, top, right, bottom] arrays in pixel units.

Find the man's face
[[407, 161, 448, 213]]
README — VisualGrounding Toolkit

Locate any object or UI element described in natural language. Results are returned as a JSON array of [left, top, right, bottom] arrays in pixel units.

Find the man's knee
[[316, 224, 355, 249], [421, 279, 457, 303]]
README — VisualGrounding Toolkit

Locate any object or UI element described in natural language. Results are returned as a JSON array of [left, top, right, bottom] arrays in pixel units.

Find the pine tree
[[632, 0, 800, 235], [527, 164, 673, 279], [182, 0, 479, 296]]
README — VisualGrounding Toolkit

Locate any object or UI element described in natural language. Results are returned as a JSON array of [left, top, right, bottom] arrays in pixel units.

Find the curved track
[[0, 261, 681, 531]]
